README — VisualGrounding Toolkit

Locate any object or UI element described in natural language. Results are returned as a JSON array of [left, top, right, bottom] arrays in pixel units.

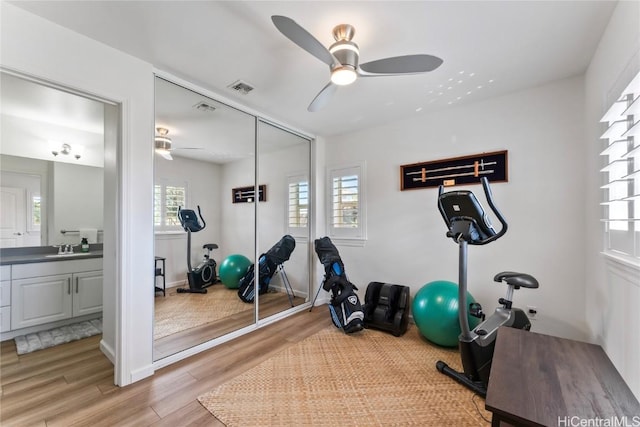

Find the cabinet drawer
[[0, 306, 10, 333], [1, 281, 10, 307], [0, 265, 10, 281], [12, 258, 103, 279]]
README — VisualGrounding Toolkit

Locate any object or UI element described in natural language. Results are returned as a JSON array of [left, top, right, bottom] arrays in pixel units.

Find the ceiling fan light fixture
[[154, 127, 173, 157], [331, 66, 357, 86]]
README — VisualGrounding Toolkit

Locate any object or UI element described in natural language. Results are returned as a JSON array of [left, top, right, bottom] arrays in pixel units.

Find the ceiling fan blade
[[173, 147, 204, 150], [308, 82, 338, 112], [158, 151, 173, 160], [272, 15, 338, 67], [359, 54, 443, 76]]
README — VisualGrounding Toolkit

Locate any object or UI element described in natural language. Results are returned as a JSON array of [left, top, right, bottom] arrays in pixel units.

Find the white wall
[[1, 3, 155, 385], [154, 155, 222, 287], [325, 76, 589, 341], [220, 156, 256, 259], [257, 142, 311, 297], [584, 1, 640, 401]]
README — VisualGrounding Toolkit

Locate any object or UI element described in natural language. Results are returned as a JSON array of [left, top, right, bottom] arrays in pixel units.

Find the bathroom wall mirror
[[0, 71, 105, 249], [256, 119, 311, 320]]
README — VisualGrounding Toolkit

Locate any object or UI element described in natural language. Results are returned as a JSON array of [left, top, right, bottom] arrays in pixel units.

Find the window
[[154, 182, 187, 231], [287, 175, 309, 233], [328, 164, 366, 240], [600, 71, 640, 262], [29, 194, 41, 231]]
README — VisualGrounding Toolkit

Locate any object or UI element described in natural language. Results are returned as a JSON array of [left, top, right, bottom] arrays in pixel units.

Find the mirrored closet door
[[153, 77, 256, 361], [152, 77, 313, 361], [256, 120, 311, 320]]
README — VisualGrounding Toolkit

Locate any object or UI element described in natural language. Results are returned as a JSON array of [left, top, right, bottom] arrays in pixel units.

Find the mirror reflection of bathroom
[[153, 77, 258, 361], [256, 120, 311, 320], [0, 71, 105, 250]]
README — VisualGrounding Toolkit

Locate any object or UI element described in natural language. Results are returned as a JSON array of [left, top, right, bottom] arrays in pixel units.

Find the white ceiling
[[0, 72, 105, 167], [9, 1, 616, 139]]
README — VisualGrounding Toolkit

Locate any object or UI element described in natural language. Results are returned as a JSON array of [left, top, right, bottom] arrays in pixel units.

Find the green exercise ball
[[219, 254, 251, 289], [412, 280, 481, 347]]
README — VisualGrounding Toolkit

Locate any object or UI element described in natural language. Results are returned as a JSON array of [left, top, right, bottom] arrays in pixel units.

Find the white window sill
[[328, 237, 367, 247], [154, 230, 186, 240], [601, 251, 640, 283]]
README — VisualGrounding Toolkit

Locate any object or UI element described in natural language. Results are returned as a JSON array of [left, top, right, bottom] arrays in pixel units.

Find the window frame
[[600, 70, 640, 266], [327, 163, 366, 242], [286, 173, 309, 237], [154, 179, 189, 233]]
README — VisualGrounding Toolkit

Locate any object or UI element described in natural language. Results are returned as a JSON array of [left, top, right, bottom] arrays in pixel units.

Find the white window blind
[[287, 175, 309, 234], [328, 164, 366, 240], [154, 182, 187, 231], [600, 71, 640, 261]]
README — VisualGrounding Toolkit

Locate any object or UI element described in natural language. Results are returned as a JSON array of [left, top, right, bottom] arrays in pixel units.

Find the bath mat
[[14, 318, 102, 355]]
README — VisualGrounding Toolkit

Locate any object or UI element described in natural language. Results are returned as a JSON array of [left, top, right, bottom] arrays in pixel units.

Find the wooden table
[[485, 326, 640, 427]]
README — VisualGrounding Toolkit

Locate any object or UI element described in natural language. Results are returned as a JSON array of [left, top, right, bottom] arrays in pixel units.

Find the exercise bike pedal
[[469, 302, 485, 320]]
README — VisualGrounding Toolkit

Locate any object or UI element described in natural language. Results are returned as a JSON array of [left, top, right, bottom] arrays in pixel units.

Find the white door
[[0, 186, 26, 248]]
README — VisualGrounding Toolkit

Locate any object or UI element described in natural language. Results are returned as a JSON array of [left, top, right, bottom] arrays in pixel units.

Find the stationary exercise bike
[[176, 206, 219, 294], [435, 177, 539, 397]]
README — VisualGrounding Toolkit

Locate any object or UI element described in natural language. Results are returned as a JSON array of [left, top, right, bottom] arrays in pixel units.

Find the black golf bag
[[238, 235, 296, 303], [314, 236, 364, 334], [363, 282, 411, 337]]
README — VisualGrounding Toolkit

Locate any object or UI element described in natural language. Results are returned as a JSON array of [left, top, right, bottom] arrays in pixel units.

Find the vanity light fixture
[[50, 141, 82, 160]]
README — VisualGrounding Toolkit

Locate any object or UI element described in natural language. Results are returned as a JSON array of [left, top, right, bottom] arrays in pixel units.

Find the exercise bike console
[[435, 178, 538, 397]]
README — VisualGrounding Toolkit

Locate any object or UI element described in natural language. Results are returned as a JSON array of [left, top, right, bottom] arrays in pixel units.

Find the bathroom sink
[[45, 252, 92, 258]]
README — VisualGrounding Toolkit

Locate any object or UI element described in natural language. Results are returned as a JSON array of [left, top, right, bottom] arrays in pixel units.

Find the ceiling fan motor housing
[[329, 40, 359, 71], [329, 24, 359, 71]]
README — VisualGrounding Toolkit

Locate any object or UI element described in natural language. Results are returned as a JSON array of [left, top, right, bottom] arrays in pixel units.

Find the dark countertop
[[0, 245, 104, 266]]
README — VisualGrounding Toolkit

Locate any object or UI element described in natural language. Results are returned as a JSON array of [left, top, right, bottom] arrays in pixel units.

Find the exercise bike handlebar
[[477, 177, 507, 245], [196, 205, 206, 230]]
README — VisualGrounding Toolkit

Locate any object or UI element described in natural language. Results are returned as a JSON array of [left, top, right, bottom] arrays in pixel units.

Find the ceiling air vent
[[228, 80, 255, 95], [193, 101, 217, 113]]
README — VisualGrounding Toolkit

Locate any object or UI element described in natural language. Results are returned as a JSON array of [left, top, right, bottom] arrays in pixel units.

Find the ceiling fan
[[271, 15, 443, 112], [154, 127, 204, 160]]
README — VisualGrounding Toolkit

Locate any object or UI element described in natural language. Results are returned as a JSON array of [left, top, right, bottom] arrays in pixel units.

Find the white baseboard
[[130, 364, 155, 383], [99, 339, 115, 365]]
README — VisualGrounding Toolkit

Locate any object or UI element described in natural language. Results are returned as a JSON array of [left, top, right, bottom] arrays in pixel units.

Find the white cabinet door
[[11, 274, 73, 329], [1, 280, 11, 332], [73, 271, 102, 316]]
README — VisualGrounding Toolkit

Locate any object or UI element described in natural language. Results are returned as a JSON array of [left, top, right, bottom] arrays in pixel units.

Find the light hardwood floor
[[0, 307, 331, 426], [154, 287, 307, 360]]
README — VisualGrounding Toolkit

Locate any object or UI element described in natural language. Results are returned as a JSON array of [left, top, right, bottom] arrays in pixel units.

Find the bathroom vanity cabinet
[[0, 266, 11, 333], [7, 258, 103, 332]]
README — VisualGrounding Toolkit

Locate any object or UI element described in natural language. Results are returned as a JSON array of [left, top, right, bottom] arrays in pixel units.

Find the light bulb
[[331, 67, 357, 86]]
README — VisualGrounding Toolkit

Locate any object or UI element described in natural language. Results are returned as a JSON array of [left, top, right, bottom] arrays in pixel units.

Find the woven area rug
[[198, 326, 492, 426], [14, 318, 102, 355]]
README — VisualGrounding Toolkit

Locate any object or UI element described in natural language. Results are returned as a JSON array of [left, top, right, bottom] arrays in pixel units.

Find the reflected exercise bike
[[176, 206, 219, 294], [435, 177, 539, 397]]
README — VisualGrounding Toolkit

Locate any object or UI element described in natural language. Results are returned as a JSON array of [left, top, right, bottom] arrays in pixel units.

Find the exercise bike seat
[[203, 243, 218, 250], [494, 271, 539, 289]]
